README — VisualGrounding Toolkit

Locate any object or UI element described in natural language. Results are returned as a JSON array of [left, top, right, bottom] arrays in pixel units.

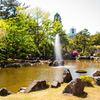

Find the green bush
[[79, 52, 84, 56], [0, 53, 5, 61], [96, 52, 100, 57], [80, 75, 93, 87], [84, 52, 89, 56], [19, 53, 27, 59]]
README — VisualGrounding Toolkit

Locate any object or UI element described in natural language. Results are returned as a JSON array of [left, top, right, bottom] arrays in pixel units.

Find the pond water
[[0, 60, 100, 93]]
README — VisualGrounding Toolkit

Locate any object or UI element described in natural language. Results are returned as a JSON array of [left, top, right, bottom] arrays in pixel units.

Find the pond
[[0, 60, 100, 93]]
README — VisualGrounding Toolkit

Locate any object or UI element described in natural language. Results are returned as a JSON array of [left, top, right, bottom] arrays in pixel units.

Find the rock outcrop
[[24, 80, 49, 93], [50, 80, 61, 88], [93, 70, 100, 76], [62, 78, 84, 96], [93, 76, 100, 85], [62, 69, 72, 83], [0, 88, 14, 96]]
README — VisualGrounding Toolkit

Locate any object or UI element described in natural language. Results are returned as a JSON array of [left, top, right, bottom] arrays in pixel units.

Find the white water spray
[[54, 34, 62, 64]]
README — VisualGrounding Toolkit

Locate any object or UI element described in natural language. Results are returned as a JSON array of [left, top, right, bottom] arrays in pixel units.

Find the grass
[[0, 83, 100, 100]]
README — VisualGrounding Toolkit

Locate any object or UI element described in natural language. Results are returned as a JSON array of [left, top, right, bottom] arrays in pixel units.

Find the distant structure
[[68, 27, 76, 39]]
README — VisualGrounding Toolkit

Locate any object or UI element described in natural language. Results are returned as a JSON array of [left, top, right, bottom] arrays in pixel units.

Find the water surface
[[0, 60, 100, 93]]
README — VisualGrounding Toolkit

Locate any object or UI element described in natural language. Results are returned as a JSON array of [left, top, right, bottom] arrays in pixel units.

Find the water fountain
[[55, 34, 62, 61], [49, 34, 64, 66], [54, 34, 64, 66]]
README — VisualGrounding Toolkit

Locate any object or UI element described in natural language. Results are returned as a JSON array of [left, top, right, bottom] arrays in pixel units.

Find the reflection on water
[[0, 60, 100, 93]]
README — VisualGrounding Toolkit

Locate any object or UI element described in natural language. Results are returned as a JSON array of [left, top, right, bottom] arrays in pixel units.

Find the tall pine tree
[[0, 0, 29, 19]]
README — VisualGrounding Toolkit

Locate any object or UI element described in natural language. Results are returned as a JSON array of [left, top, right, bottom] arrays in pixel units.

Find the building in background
[[68, 27, 76, 39]]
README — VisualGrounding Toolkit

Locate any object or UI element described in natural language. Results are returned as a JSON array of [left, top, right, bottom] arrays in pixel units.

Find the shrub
[[19, 53, 27, 59], [80, 75, 93, 87], [84, 52, 89, 56], [79, 52, 84, 56], [71, 51, 79, 57], [0, 53, 4, 60], [96, 52, 100, 57]]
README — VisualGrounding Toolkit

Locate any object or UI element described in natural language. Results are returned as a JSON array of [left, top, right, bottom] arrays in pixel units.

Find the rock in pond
[[93, 76, 100, 85], [93, 70, 100, 77], [49, 61, 53, 66], [62, 69, 72, 83], [24, 80, 49, 93], [62, 78, 84, 96], [53, 61, 59, 66], [76, 70, 87, 73], [49, 60, 64, 66]]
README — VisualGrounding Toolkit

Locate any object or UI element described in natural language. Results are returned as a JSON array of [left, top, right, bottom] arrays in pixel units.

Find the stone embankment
[[0, 59, 49, 68]]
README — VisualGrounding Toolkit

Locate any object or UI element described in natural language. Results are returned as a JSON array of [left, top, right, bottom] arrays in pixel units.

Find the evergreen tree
[[54, 12, 62, 23], [0, 0, 29, 19]]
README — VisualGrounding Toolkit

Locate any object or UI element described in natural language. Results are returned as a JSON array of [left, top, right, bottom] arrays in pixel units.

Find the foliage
[[0, 6, 39, 60], [79, 52, 84, 56], [71, 51, 79, 57], [59, 31, 69, 55], [90, 33, 100, 45], [54, 12, 62, 23], [96, 52, 100, 57], [84, 52, 89, 56], [25, 7, 55, 56], [0, 0, 20, 19], [0, 4, 100, 61], [18, 53, 27, 59], [80, 75, 93, 86], [73, 29, 90, 53], [0, 7, 69, 60], [0, 0, 30, 19]]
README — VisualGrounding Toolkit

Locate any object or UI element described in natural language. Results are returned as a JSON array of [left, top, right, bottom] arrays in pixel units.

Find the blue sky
[[18, 0, 100, 35]]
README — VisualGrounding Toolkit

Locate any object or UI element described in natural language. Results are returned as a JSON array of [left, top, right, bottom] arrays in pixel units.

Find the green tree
[[0, 6, 38, 60], [54, 12, 62, 23], [26, 7, 54, 56], [90, 32, 100, 45], [0, 0, 29, 19], [0, 0, 20, 19], [73, 29, 90, 52], [0, 19, 8, 60]]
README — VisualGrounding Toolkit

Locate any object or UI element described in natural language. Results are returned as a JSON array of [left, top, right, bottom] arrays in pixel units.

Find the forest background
[[0, 0, 100, 61]]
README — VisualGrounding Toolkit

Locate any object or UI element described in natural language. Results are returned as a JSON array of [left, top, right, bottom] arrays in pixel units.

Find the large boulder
[[53, 61, 59, 66], [0, 88, 14, 96], [49, 61, 53, 66], [62, 69, 72, 83], [24, 80, 49, 93], [62, 78, 84, 96], [59, 60, 64, 66], [50, 80, 61, 88], [93, 76, 100, 85], [93, 70, 100, 76]]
